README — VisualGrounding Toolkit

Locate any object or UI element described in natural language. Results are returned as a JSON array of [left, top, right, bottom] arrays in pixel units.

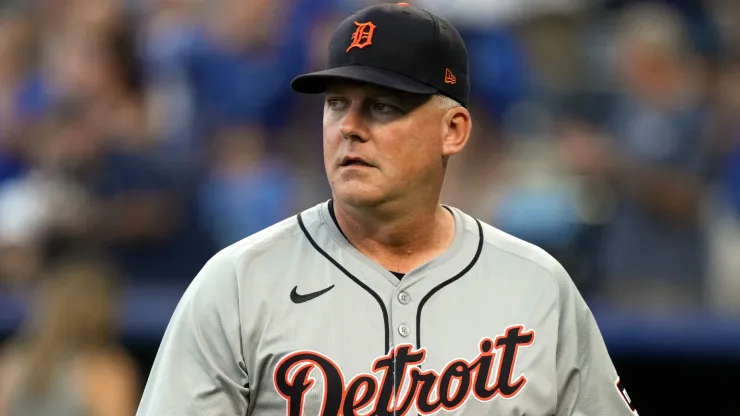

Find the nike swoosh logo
[[290, 285, 335, 304]]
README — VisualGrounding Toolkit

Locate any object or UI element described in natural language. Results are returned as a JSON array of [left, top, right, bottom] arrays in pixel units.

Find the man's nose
[[339, 106, 369, 143]]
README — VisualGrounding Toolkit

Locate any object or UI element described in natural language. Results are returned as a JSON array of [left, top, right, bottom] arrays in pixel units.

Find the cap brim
[[291, 65, 438, 96]]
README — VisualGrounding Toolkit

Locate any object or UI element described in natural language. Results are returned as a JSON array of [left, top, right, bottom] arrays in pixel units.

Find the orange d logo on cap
[[346, 21, 377, 53]]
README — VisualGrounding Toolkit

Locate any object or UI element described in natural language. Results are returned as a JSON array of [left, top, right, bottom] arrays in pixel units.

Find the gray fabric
[[137, 200, 638, 415], [6, 358, 90, 416]]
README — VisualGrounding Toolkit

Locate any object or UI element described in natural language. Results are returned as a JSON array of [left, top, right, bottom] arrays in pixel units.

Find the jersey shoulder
[[221, 215, 301, 259], [199, 201, 330, 277], [166, 206, 321, 332], [177, 212, 301, 295], [459, 209, 571, 288], [481, 221, 562, 271], [211, 209, 306, 271]]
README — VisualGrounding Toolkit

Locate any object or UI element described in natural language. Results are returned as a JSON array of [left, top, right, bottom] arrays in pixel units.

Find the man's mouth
[[340, 157, 373, 167]]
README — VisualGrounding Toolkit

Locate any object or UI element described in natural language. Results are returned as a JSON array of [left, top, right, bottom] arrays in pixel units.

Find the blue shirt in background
[[142, 1, 318, 166], [92, 150, 217, 282], [723, 135, 740, 218], [199, 161, 296, 249], [599, 96, 708, 284]]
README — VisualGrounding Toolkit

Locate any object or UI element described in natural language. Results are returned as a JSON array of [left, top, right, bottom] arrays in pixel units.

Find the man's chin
[[331, 186, 386, 208]]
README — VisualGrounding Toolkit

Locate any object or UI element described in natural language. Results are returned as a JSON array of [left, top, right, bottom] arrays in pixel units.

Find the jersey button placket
[[392, 287, 414, 345]]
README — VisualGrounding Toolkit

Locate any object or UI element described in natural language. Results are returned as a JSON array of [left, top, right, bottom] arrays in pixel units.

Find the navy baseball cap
[[290, 2, 470, 107]]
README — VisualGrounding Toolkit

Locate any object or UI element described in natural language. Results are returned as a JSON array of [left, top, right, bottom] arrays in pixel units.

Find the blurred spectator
[[440, 102, 509, 220], [705, 54, 740, 313], [0, 93, 213, 288], [0, 6, 38, 186], [559, 3, 710, 310], [140, 0, 200, 171], [714, 56, 740, 215], [41, 18, 150, 150], [42, 96, 214, 282], [199, 123, 297, 248], [0, 250, 138, 416], [0, 102, 96, 290], [64, 0, 125, 36], [418, 0, 597, 29], [142, 0, 318, 173], [464, 28, 531, 122], [1, 4, 217, 285]]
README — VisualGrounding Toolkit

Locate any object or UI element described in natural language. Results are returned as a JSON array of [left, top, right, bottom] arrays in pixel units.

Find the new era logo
[[445, 68, 456, 84]]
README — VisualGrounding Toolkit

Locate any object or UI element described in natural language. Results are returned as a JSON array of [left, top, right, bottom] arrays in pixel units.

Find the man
[[137, 3, 639, 415], [560, 3, 708, 311]]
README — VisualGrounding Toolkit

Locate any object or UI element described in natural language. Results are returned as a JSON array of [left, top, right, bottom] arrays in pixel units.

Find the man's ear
[[441, 107, 472, 158]]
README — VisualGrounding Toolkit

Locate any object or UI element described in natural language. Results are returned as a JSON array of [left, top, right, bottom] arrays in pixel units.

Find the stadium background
[[0, 0, 738, 414]]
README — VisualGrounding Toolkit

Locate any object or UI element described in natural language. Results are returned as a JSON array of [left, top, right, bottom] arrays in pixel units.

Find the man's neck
[[331, 198, 456, 274]]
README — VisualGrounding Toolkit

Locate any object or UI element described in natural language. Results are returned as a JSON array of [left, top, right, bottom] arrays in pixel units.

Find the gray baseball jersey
[[137, 201, 639, 416]]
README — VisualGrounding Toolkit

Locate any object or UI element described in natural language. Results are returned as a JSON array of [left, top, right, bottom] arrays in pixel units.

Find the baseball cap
[[290, 2, 470, 107]]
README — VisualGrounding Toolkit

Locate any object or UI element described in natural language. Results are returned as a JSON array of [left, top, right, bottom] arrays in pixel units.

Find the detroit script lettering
[[273, 325, 535, 415]]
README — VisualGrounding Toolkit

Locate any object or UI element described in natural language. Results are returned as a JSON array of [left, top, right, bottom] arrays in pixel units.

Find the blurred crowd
[[0, 0, 738, 314]]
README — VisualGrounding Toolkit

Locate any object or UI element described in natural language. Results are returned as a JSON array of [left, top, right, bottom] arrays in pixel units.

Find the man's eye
[[373, 102, 398, 114], [326, 98, 347, 110]]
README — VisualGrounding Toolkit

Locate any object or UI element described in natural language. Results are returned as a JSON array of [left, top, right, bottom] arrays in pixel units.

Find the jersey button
[[398, 292, 411, 304], [398, 324, 410, 337]]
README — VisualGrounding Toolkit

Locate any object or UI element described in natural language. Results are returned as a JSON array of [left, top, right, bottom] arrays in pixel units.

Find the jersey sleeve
[[553, 263, 639, 416], [136, 250, 249, 416]]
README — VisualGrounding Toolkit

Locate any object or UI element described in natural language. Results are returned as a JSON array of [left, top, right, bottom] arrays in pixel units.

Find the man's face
[[322, 82, 447, 208]]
